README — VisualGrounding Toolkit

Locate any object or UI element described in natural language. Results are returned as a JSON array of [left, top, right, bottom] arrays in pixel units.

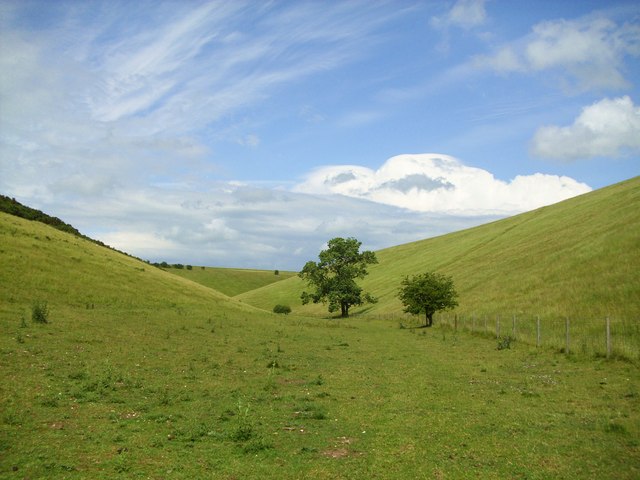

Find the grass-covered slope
[[1, 199, 639, 479], [0, 212, 259, 322], [238, 176, 640, 320], [168, 266, 297, 297]]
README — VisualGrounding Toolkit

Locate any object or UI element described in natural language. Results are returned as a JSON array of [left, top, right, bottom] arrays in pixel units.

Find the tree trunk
[[341, 303, 349, 318], [426, 312, 433, 327]]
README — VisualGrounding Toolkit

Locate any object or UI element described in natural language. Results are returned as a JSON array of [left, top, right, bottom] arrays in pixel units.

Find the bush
[[32, 301, 49, 324], [273, 304, 291, 315]]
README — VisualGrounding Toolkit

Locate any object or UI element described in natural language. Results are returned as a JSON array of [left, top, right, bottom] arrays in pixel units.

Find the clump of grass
[[604, 422, 627, 434], [497, 336, 514, 350], [31, 301, 49, 324]]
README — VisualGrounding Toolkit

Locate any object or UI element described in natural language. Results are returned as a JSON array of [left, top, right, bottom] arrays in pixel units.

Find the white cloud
[[294, 154, 591, 215], [476, 16, 640, 90], [36, 181, 495, 271], [3, 152, 590, 270], [531, 96, 640, 160], [431, 0, 488, 29]]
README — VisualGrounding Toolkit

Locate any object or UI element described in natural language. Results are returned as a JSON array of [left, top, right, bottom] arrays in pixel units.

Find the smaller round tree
[[398, 272, 458, 327]]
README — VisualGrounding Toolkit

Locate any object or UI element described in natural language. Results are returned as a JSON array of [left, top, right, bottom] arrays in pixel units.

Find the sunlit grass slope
[[238, 176, 640, 320], [0, 212, 261, 323], [168, 266, 296, 297], [1, 201, 639, 479]]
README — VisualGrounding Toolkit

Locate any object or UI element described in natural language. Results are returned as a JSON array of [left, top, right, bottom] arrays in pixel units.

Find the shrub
[[32, 301, 49, 324], [273, 304, 291, 315]]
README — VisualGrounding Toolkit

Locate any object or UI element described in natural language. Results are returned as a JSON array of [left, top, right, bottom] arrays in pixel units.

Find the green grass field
[[167, 266, 296, 297], [1, 178, 639, 478]]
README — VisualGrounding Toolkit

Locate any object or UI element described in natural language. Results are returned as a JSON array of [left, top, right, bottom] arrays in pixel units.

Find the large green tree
[[299, 237, 378, 317], [398, 272, 458, 327]]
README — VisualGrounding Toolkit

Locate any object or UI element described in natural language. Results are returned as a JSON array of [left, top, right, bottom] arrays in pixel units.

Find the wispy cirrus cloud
[[0, 0, 403, 201]]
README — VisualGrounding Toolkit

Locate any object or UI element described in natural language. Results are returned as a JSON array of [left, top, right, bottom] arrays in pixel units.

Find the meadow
[[167, 266, 296, 297], [1, 177, 639, 478]]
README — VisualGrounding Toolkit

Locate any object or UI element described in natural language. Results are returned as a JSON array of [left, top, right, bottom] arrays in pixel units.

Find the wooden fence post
[[536, 316, 541, 347], [606, 316, 611, 359], [454, 314, 458, 332], [496, 315, 500, 339]]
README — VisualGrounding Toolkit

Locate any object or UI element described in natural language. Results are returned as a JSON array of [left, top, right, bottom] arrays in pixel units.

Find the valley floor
[[1, 308, 638, 479]]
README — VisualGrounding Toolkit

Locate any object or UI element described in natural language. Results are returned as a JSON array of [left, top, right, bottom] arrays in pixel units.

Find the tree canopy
[[299, 237, 378, 317], [398, 272, 458, 327]]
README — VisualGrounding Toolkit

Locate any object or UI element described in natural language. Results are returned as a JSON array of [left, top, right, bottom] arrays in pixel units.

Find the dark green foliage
[[186, 265, 193, 270], [398, 272, 458, 327], [273, 304, 291, 315], [0, 195, 81, 236], [299, 237, 378, 317], [274, 270, 279, 275], [31, 301, 49, 324]]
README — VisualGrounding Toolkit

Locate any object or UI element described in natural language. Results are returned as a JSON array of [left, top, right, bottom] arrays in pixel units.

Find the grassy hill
[[167, 266, 297, 297], [1, 187, 639, 478], [237, 176, 640, 322]]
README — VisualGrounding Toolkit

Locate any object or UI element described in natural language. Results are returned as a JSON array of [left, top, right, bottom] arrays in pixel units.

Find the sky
[[1, 0, 639, 270]]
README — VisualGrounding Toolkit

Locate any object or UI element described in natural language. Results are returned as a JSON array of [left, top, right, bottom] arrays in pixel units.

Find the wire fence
[[372, 312, 640, 362]]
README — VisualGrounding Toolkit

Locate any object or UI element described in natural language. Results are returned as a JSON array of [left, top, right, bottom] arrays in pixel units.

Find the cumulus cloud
[[43, 181, 496, 271], [294, 154, 591, 215], [531, 96, 640, 160], [476, 16, 640, 90]]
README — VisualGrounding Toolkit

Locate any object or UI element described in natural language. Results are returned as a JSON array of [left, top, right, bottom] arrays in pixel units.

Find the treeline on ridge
[[0, 194, 82, 236], [0, 194, 145, 264]]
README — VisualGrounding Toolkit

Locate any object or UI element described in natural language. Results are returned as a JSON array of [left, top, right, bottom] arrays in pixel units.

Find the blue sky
[[1, 0, 639, 270]]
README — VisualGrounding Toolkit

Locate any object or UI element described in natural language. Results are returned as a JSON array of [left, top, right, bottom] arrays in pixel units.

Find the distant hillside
[[168, 266, 297, 297], [237, 176, 640, 320]]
